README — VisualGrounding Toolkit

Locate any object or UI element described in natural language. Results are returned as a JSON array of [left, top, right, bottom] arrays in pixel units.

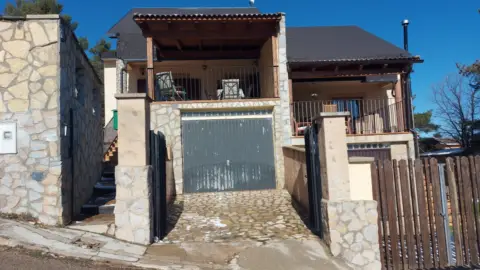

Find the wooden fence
[[371, 157, 480, 269]]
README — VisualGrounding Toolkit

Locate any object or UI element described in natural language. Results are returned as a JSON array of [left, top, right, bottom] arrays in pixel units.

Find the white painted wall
[[349, 161, 374, 200], [103, 60, 117, 126]]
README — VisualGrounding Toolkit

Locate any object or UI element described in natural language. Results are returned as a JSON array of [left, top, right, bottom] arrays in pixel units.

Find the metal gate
[[150, 131, 167, 240], [182, 111, 276, 193], [305, 125, 323, 237]]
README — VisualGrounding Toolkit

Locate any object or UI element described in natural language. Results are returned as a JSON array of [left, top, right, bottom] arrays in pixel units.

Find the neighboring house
[[102, 7, 422, 194], [0, 15, 104, 225], [419, 137, 461, 153]]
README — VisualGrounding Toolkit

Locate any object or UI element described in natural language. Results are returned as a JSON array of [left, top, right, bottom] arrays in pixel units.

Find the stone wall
[[150, 99, 285, 194], [58, 18, 103, 220], [283, 146, 309, 212], [0, 16, 63, 224], [322, 200, 381, 270], [115, 166, 152, 245], [0, 15, 103, 225]]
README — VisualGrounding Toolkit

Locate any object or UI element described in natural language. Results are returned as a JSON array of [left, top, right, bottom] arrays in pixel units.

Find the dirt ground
[[0, 246, 145, 270]]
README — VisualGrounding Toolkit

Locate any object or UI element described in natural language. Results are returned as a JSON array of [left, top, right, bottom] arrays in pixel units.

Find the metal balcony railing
[[146, 65, 277, 101], [292, 99, 407, 136]]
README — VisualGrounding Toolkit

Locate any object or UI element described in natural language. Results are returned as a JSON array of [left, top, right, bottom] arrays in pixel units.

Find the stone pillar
[[116, 93, 149, 166], [315, 112, 381, 270], [277, 13, 292, 146], [114, 93, 153, 245]]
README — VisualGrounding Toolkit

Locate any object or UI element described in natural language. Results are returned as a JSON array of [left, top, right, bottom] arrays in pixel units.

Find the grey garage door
[[182, 111, 276, 193]]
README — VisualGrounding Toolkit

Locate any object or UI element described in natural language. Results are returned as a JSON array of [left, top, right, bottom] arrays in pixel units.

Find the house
[[102, 7, 422, 195], [419, 137, 461, 153], [0, 15, 104, 225]]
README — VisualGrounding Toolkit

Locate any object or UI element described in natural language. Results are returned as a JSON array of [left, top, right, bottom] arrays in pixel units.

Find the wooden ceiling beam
[[157, 50, 260, 60], [149, 30, 274, 40]]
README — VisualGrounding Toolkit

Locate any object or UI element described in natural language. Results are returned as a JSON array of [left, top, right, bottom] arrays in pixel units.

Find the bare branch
[[432, 74, 480, 148]]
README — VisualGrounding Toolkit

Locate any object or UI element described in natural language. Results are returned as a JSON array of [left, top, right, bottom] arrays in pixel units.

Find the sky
[[1, 0, 478, 116]]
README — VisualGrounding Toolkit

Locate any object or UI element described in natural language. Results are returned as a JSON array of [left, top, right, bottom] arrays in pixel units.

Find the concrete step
[[80, 192, 116, 216], [99, 176, 115, 183], [98, 204, 115, 215], [93, 183, 116, 197], [102, 171, 115, 178]]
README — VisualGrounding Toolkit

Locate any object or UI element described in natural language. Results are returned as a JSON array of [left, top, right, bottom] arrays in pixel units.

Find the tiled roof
[[108, 7, 262, 35], [106, 8, 422, 65], [132, 12, 282, 20], [287, 26, 421, 64]]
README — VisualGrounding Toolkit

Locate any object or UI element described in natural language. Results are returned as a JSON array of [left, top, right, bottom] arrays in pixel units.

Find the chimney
[[402, 19, 409, 51]]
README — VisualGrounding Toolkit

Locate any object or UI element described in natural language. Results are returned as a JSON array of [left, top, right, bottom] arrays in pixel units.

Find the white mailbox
[[0, 122, 17, 154]]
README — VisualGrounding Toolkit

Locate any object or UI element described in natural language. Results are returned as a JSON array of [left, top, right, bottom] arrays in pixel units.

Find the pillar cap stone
[[349, 156, 375, 164], [313, 112, 350, 121], [115, 93, 150, 100]]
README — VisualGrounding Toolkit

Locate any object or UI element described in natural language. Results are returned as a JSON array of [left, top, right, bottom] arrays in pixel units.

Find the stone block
[[8, 99, 29, 112], [9, 81, 29, 99], [29, 22, 50, 47], [2, 40, 31, 59], [6, 58, 28, 73]]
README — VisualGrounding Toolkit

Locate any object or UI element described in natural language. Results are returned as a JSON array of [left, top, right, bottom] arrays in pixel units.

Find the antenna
[[249, 0, 255, 7]]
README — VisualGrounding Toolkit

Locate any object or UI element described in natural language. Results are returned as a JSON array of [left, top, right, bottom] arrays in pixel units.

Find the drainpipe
[[402, 19, 420, 158]]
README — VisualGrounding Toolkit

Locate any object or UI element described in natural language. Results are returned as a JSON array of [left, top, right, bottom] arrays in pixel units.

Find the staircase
[[80, 164, 116, 216], [103, 136, 118, 162], [79, 118, 118, 218]]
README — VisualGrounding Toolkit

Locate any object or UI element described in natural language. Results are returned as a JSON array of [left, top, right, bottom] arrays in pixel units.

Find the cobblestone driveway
[[162, 190, 317, 243]]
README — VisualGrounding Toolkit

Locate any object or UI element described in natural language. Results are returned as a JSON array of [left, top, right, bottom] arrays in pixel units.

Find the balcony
[[129, 64, 278, 102], [292, 98, 406, 136]]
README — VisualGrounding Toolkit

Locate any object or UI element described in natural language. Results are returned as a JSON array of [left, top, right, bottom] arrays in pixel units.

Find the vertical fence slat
[[399, 160, 416, 269], [372, 161, 387, 268], [424, 158, 438, 268], [415, 159, 433, 269], [379, 160, 392, 269], [456, 156, 470, 265], [472, 156, 480, 261], [393, 160, 407, 269], [409, 159, 422, 269], [384, 160, 401, 269], [461, 157, 479, 265], [430, 158, 449, 267], [446, 157, 464, 266]]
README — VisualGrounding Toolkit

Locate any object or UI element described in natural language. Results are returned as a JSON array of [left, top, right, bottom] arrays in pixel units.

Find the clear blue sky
[[1, 0, 478, 115]]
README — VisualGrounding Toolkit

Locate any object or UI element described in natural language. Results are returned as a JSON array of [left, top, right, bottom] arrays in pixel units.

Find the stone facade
[[0, 16, 103, 225], [114, 166, 153, 245], [322, 200, 381, 270], [150, 100, 285, 195]]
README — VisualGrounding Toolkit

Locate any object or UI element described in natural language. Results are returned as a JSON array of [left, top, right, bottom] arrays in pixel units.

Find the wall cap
[[349, 156, 375, 164], [313, 112, 350, 120], [115, 93, 150, 100], [26, 14, 60, 19], [283, 146, 306, 153]]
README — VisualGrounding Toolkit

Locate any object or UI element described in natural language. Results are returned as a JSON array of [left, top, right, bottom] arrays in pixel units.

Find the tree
[[457, 10, 480, 90], [78, 37, 89, 51], [89, 38, 112, 79], [433, 74, 480, 148], [4, 0, 86, 47], [414, 110, 439, 134]]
